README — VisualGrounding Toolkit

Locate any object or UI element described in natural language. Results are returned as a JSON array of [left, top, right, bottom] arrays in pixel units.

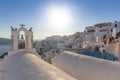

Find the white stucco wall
[[52, 51, 120, 80], [4, 51, 76, 80], [11, 31, 19, 51]]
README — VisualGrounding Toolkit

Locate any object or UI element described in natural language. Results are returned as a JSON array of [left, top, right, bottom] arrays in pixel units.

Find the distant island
[[0, 38, 11, 45]]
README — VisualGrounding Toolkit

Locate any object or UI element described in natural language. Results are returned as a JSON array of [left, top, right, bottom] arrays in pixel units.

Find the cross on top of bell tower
[[20, 24, 25, 28]]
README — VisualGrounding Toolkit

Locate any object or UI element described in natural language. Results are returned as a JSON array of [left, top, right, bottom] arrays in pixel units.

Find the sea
[[0, 45, 11, 56]]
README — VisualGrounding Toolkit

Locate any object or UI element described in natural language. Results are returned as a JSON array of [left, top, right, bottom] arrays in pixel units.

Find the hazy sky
[[0, 0, 120, 39]]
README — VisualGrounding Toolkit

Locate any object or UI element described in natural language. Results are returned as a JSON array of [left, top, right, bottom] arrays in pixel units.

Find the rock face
[[52, 51, 120, 80], [3, 51, 76, 80]]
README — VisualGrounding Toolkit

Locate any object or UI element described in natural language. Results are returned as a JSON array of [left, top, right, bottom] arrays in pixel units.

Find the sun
[[46, 6, 73, 30]]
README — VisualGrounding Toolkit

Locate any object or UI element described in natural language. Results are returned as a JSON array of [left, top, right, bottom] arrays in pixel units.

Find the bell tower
[[11, 24, 33, 51]]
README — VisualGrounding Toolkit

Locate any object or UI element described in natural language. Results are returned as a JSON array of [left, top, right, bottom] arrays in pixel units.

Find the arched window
[[19, 31, 25, 49]]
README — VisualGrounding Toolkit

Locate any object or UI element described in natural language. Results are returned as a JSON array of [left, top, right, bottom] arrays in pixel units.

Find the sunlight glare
[[46, 6, 73, 30]]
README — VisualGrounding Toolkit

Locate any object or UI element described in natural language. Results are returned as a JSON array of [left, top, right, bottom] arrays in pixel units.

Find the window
[[115, 24, 117, 27]]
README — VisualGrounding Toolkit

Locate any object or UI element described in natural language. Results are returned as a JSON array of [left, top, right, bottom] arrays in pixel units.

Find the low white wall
[[104, 42, 120, 59], [4, 51, 76, 80], [52, 51, 120, 80], [8, 49, 36, 56]]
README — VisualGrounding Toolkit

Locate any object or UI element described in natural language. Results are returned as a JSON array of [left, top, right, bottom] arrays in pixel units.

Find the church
[[1, 24, 120, 80]]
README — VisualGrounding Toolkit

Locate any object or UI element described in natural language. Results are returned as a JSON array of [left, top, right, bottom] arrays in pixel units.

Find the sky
[[0, 0, 120, 39]]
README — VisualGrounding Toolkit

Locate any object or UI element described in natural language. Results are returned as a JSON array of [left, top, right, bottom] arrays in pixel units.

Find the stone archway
[[11, 24, 33, 51]]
